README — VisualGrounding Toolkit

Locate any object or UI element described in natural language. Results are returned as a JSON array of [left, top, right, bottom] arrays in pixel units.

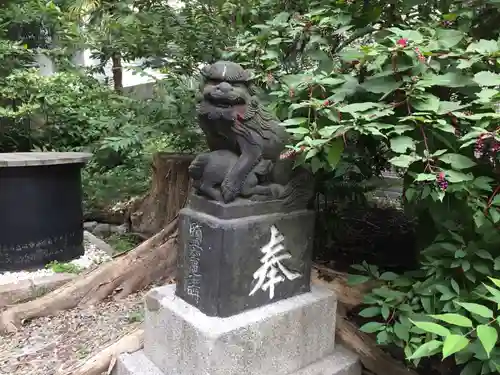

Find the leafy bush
[[226, 1, 500, 373]]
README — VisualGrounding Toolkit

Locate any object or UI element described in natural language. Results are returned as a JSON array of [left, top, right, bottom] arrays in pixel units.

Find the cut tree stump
[[129, 153, 194, 236]]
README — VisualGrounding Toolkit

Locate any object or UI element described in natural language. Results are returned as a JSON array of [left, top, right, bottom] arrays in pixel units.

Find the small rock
[[92, 223, 111, 237], [83, 221, 98, 231], [83, 231, 115, 256], [110, 224, 128, 235]]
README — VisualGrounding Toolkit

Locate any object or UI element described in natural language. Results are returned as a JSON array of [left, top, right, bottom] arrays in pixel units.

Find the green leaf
[[394, 322, 410, 341], [359, 322, 385, 333], [326, 139, 344, 169], [435, 29, 464, 49], [338, 102, 382, 113], [360, 77, 402, 94], [437, 101, 470, 115], [407, 340, 442, 360], [456, 302, 494, 318], [282, 117, 308, 126], [412, 94, 440, 112], [381, 305, 390, 320], [439, 154, 476, 169], [389, 155, 417, 168], [476, 250, 493, 260], [414, 173, 436, 182], [379, 272, 399, 281], [473, 71, 500, 87], [390, 136, 416, 153], [445, 170, 474, 183], [460, 361, 482, 375], [318, 77, 345, 86], [476, 325, 498, 357], [442, 334, 469, 359], [417, 72, 471, 88], [347, 274, 371, 285], [466, 39, 499, 54], [286, 127, 309, 134], [376, 330, 389, 344], [430, 313, 473, 328], [359, 307, 381, 318], [410, 321, 451, 337], [488, 277, 500, 288]]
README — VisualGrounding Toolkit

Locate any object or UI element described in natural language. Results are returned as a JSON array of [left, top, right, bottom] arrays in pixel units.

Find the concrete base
[[113, 284, 361, 375], [115, 346, 361, 375]]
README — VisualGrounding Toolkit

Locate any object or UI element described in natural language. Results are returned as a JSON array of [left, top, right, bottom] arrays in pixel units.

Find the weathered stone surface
[[0, 151, 92, 167], [190, 60, 314, 209], [144, 284, 339, 375], [113, 351, 164, 375], [175, 194, 315, 317], [114, 346, 360, 375], [83, 231, 115, 256]]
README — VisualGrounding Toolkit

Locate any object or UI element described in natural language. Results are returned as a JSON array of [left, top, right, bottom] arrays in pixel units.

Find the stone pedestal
[[114, 284, 361, 375], [113, 193, 361, 375], [176, 194, 315, 317]]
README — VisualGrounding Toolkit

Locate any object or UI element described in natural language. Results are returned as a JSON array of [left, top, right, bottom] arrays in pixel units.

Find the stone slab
[[114, 350, 164, 375], [187, 192, 299, 219], [0, 152, 92, 167], [176, 204, 315, 317], [145, 284, 337, 375], [114, 346, 360, 375]]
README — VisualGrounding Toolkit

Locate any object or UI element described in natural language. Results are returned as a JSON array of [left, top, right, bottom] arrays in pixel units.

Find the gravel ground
[[0, 290, 146, 375], [0, 240, 111, 286]]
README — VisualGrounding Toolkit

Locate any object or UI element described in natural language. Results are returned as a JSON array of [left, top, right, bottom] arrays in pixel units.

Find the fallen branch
[[0, 219, 179, 334], [60, 328, 144, 375]]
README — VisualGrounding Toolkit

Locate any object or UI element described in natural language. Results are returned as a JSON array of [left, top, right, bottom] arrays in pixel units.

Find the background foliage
[[1, 1, 500, 374]]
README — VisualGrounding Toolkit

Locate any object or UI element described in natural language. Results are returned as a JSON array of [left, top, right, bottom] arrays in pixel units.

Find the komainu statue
[[189, 60, 314, 210]]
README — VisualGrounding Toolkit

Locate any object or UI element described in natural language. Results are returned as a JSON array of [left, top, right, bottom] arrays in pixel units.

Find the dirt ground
[[0, 290, 148, 375]]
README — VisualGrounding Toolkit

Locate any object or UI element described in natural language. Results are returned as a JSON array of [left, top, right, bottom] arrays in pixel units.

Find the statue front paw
[[221, 180, 240, 203]]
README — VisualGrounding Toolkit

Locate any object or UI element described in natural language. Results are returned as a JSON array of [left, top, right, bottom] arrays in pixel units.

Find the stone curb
[[0, 273, 76, 308], [84, 230, 115, 256]]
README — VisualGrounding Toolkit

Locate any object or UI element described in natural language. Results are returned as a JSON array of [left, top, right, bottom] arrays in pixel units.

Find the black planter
[[0, 152, 91, 271]]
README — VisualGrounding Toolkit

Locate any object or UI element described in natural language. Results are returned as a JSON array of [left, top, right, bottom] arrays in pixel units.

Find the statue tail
[[188, 153, 209, 181], [280, 167, 315, 210]]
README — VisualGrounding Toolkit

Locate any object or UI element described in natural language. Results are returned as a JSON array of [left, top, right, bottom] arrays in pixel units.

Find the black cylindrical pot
[[0, 161, 87, 271]]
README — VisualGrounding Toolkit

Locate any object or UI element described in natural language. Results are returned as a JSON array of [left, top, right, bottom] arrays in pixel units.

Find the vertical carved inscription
[[184, 222, 203, 304]]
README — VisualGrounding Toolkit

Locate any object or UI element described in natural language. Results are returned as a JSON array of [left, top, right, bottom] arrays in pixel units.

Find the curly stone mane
[[232, 97, 285, 147]]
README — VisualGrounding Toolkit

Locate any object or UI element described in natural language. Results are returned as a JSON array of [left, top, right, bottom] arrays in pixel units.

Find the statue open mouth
[[206, 93, 245, 108]]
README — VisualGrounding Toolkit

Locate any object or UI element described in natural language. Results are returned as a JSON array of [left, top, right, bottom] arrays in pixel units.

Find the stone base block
[[142, 284, 350, 375], [114, 346, 361, 375]]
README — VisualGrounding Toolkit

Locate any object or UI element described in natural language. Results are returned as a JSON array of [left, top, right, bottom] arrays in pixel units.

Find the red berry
[[397, 38, 408, 47]]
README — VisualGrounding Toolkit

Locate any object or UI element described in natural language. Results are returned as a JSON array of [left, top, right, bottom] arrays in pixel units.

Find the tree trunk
[[111, 52, 123, 93], [129, 153, 194, 236]]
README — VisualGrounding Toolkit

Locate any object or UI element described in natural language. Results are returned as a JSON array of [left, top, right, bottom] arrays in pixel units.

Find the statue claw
[[221, 181, 239, 203]]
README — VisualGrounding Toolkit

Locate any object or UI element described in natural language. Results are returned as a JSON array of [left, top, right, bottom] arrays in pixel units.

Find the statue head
[[197, 61, 256, 121]]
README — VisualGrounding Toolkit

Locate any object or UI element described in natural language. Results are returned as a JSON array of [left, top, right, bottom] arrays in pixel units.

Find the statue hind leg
[[198, 181, 223, 201]]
